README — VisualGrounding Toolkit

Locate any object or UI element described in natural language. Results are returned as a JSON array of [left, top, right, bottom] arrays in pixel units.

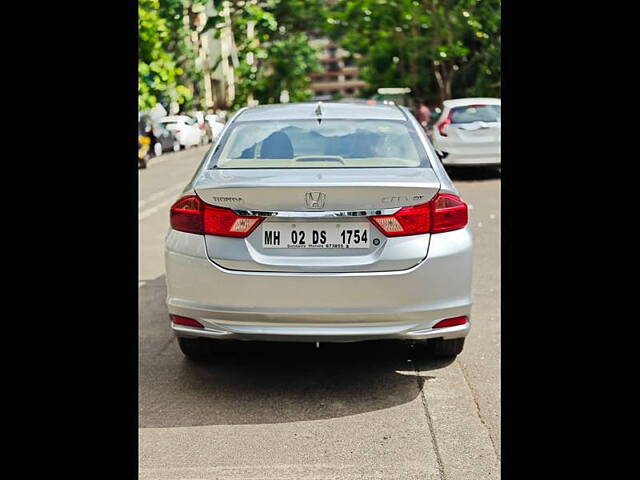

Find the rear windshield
[[450, 105, 501, 124], [209, 119, 428, 169]]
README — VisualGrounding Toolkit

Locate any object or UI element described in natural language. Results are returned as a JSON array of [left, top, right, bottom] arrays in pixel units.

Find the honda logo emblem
[[305, 191, 326, 209]]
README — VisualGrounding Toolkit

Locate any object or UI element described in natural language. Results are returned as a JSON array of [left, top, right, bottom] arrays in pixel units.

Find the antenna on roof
[[314, 101, 323, 124]]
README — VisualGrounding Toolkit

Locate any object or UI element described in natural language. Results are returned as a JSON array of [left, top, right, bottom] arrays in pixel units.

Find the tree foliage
[[206, 0, 320, 111], [260, 34, 321, 104], [327, 0, 501, 102], [139, 0, 189, 110], [139, 0, 214, 111], [139, 0, 500, 111]]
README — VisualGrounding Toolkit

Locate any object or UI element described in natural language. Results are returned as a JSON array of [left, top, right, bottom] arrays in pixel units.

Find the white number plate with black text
[[262, 223, 370, 249]]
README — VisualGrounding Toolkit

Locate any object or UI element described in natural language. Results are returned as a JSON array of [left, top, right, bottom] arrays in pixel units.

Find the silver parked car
[[165, 102, 473, 359]]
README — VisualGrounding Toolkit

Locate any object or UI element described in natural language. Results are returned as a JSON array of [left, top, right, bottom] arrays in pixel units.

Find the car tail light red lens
[[170, 314, 204, 328], [170, 195, 203, 234], [170, 195, 263, 237], [430, 193, 469, 233], [202, 204, 262, 237], [370, 203, 432, 237], [438, 112, 452, 136], [369, 193, 468, 237], [433, 316, 468, 328]]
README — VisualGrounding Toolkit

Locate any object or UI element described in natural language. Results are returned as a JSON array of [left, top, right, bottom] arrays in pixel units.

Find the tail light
[[170, 195, 263, 237], [433, 316, 468, 328], [170, 314, 204, 328], [430, 194, 469, 233], [369, 193, 467, 237], [370, 203, 432, 237], [438, 112, 452, 136]]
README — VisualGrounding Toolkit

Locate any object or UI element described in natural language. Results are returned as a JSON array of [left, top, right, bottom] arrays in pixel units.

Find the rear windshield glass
[[209, 119, 428, 169], [450, 105, 501, 124]]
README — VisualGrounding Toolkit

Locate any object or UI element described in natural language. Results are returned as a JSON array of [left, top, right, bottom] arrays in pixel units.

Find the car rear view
[[433, 98, 501, 166], [165, 103, 473, 359]]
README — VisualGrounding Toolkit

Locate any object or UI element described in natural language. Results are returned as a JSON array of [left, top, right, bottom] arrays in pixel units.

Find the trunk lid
[[194, 167, 441, 273], [195, 168, 440, 211], [448, 121, 500, 145]]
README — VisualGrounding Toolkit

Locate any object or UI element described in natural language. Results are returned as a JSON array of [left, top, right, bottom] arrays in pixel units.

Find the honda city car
[[165, 102, 473, 359]]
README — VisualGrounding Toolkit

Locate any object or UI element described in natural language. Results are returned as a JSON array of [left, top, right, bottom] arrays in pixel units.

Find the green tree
[[139, 0, 216, 112], [259, 34, 320, 104], [453, 0, 501, 97], [270, 0, 328, 35], [139, 0, 193, 110], [205, 0, 320, 110], [327, 0, 500, 103], [158, 0, 211, 110]]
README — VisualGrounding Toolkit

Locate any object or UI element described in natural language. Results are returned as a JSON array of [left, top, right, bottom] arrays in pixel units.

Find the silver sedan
[[165, 102, 473, 359]]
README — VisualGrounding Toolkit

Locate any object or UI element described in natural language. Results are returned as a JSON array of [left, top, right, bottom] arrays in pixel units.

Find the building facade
[[309, 37, 367, 101]]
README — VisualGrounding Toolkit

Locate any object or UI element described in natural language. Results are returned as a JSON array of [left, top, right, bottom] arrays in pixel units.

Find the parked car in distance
[[190, 111, 213, 144], [138, 114, 153, 169], [165, 102, 473, 361], [205, 114, 225, 142], [151, 121, 181, 156], [157, 115, 204, 149], [431, 98, 501, 166]]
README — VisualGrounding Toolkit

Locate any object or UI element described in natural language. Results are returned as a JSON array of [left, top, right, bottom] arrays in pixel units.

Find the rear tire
[[177, 337, 209, 359], [432, 337, 465, 358]]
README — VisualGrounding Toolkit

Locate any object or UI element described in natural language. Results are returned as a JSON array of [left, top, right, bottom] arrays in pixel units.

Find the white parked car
[[205, 114, 225, 141], [157, 115, 204, 148], [431, 98, 500, 166]]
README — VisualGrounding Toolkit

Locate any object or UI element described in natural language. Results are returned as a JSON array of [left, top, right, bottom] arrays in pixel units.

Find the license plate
[[262, 222, 370, 249]]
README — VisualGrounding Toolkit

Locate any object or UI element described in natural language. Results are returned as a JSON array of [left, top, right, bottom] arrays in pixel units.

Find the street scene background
[[139, 0, 500, 119], [139, 0, 500, 478]]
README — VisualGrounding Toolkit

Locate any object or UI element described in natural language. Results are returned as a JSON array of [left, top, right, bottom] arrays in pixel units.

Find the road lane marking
[[147, 153, 182, 167], [139, 196, 176, 221], [139, 183, 185, 209], [145, 145, 209, 168]]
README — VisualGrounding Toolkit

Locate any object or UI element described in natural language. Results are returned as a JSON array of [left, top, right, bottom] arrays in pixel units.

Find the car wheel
[[177, 337, 209, 359], [153, 142, 162, 157], [173, 140, 180, 152], [432, 337, 465, 358]]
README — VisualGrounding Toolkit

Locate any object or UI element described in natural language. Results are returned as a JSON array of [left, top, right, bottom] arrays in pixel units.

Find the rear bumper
[[432, 139, 500, 166], [164, 227, 473, 342], [171, 320, 470, 343], [441, 152, 500, 166]]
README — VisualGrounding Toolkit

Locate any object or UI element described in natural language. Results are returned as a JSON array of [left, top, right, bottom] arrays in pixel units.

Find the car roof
[[159, 115, 190, 122], [236, 102, 407, 122], [443, 98, 501, 108]]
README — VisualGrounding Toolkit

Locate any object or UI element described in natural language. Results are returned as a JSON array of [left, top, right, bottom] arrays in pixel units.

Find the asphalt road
[[139, 146, 501, 479]]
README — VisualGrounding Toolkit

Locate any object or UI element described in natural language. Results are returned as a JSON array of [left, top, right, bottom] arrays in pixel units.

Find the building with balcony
[[309, 37, 367, 100]]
